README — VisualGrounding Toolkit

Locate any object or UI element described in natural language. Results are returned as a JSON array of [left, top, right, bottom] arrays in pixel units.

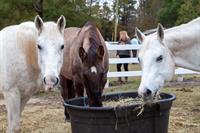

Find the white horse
[[0, 15, 66, 132], [135, 17, 200, 102]]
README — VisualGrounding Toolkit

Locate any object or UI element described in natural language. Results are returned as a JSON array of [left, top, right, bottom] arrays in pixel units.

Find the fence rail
[[106, 41, 199, 78], [106, 43, 141, 50]]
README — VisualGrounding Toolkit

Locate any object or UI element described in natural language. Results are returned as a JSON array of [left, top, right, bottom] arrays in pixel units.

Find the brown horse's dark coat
[[60, 22, 109, 107]]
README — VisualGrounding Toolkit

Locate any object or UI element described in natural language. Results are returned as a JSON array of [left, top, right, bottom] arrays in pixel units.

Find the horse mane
[[147, 17, 200, 48], [79, 22, 104, 65], [84, 21, 95, 27], [143, 17, 200, 59], [16, 22, 39, 72], [148, 17, 200, 39]]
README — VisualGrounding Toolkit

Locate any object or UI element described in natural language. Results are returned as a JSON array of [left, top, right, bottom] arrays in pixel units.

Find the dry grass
[[0, 92, 71, 133], [0, 76, 200, 133], [167, 87, 200, 133]]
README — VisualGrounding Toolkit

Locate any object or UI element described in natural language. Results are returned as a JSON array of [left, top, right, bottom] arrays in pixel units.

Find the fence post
[[105, 79, 109, 88], [177, 75, 184, 82]]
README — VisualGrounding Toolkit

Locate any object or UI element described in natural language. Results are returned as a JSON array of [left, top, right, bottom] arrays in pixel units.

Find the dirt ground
[[0, 92, 71, 133], [0, 77, 200, 133]]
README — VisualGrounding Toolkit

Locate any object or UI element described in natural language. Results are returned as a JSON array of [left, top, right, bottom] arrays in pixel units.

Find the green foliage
[[0, 0, 99, 29], [43, 0, 97, 27], [0, 0, 111, 39], [137, 0, 162, 31], [158, 0, 200, 27], [112, 0, 137, 39], [176, 0, 200, 25], [1, 0, 200, 39], [96, 2, 113, 40], [0, 0, 36, 28], [158, 0, 183, 27]]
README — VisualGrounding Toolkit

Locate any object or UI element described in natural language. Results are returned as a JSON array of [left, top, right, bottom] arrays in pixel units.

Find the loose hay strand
[[136, 104, 144, 116], [114, 107, 118, 130]]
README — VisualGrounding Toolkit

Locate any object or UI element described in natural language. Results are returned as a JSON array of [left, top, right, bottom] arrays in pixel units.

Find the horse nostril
[[143, 88, 152, 97], [43, 76, 59, 86], [93, 92, 100, 98], [146, 89, 152, 95], [91, 92, 102, 107], [43, 77, 47, 85], [138, 94, 142, 98], [52, 77, 59, 86]]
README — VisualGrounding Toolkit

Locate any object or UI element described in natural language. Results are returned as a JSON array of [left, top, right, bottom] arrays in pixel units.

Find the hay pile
[[103, 97, 145, 116], [103, 97, 143, 107], [103, 92, 161, 116]]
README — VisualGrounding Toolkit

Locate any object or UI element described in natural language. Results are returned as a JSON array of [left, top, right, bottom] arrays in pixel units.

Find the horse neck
[[164, 21, 200, 71], [17, 23, 40, 77]]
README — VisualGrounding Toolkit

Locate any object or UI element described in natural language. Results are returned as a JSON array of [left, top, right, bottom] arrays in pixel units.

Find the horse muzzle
[[138, 87, 160, 104], [43, 76, 59, 91], [89, 92, 103, 107]]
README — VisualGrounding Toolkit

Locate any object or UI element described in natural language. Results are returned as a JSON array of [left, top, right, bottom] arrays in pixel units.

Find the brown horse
[[60, 22, 109, 108]]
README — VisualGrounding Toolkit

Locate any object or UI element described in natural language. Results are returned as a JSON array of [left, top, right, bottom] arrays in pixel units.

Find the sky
[[98, 0, 114, 7], [98, 0, 139, 9]]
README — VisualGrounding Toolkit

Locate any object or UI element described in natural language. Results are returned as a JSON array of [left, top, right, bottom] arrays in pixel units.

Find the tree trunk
[[33, 0, 43, 18], [114, 0, 119, 42]]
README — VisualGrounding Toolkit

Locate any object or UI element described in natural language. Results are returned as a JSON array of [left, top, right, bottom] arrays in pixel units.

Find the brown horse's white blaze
[[136, 17, 200, 102], [91, 66, 97, 74], [0, 15, 66, 132]]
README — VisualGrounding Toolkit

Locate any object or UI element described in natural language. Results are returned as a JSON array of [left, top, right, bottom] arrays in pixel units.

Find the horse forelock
[[87, 46, 99, 65], [82, 22, 101, 43], [83, 25, 103, 64], [84, 21, 95, 27], [85, 25, 102, 46], [41, 22, 63, 40]]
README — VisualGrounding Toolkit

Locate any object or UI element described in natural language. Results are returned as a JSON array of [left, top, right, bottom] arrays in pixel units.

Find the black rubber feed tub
[[64, 92, 176, 133]]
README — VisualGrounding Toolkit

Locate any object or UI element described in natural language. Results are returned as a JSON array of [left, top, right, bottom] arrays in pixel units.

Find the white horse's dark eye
[[156, 55, 163, 62], [61, 45, 64, 50], [37, 45, 42, 50]]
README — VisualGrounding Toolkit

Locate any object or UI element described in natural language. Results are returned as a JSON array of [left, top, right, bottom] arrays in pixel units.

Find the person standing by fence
[[116, 31, 131, 83]]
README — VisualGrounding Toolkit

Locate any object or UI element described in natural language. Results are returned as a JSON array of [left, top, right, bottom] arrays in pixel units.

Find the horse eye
[[60, 45, 64, 50], [37, 45, 42, 50], [156, 55, 163, 62]]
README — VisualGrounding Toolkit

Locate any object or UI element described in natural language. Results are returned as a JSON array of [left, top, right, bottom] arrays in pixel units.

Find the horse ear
[[157, 23, 164, 42], [79, 47, 87, 61], [57, 15, 66, 34], [97, 45, 104, 60], [35, 15, 43, 34], [135, 27, 145, 43]]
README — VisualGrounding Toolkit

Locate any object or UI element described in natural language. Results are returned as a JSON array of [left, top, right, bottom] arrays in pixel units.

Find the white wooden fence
[[106, 41, 200, 79]]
